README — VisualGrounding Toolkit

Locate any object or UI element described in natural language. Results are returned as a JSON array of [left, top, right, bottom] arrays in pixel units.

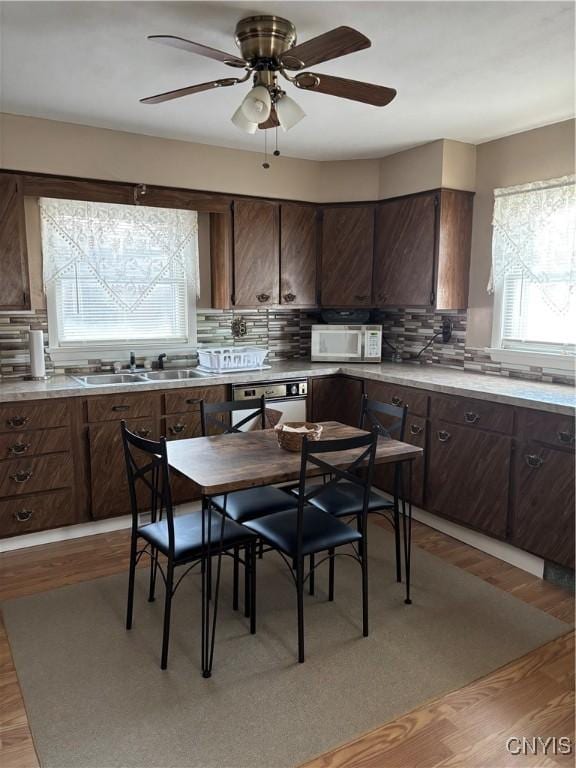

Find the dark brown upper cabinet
[[280, 203, 318, 307], [320, 205, 375, 308], [232, 199, 279, 308], [374, 189, 474, 310], [0, 173, 30, 310]]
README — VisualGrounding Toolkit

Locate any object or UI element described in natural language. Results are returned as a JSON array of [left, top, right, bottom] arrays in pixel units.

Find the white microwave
[[311, 325, 382, 363]]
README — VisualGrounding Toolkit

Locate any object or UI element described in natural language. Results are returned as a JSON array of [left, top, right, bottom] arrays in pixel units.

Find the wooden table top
[[166, 421, 423, 495]]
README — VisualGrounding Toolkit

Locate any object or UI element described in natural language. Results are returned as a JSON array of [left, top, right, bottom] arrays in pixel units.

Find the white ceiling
[[0, 1, 574, 161]]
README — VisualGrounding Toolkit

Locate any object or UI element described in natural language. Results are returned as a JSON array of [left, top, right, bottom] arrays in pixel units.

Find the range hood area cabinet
[[0, 172, 30, 310], [373, 189, 474, 310]]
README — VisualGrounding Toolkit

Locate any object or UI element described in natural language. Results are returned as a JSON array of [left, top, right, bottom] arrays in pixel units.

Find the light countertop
[[0, 361, 573, 414]]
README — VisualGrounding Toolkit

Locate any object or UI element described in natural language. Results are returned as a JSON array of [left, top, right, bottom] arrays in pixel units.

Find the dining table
[[166, 420, 423, 677]]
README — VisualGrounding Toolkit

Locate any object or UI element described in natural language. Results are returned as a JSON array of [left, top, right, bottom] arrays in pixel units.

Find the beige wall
[[378, 140, 445, 199], [467, 119, 575, 347]]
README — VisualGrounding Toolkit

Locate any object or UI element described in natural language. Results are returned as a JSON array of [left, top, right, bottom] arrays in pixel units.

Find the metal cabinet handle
[[169, 423, 186, 435], [7, 416, 28, 428], [409, 424, 423, 436], [256, 293, 270, 303], [437, 430, 451, 442], [283, 293, 296, 303], [558, 431, 574, 445], [134, 428, 151, 438], [525, 454, 544, 468], [9, 442, 31, 456], [391, 396, 403, 406], [378, 293, 387, 303], [464, 412, 480, 424], [10, 470, 33, 483], [185, 398, 202, 405], [355, 295, 369, 301], [14, 509, 33, 522], [112, 405, 130, 412]]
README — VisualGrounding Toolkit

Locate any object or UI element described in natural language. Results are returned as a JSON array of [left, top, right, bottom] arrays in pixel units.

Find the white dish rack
[[197, 346, 269, 373]]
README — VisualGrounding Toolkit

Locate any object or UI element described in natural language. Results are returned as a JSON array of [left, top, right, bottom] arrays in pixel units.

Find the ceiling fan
[[141, 16, 397, 134]]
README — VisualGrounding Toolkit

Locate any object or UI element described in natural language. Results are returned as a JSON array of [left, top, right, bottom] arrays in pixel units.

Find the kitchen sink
[[143, 369, 213, 380], [72, 373, 149, 386]]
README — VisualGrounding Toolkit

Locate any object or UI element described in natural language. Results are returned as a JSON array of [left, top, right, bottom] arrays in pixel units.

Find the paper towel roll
[[29, 329, 46, 379]]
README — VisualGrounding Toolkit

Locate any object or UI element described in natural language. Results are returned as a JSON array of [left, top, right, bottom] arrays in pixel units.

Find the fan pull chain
[[274, 126, 280, 157], [262, 130, 270, 169]]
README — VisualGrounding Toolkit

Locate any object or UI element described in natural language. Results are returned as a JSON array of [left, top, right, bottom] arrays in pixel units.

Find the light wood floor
[[0, 519, 573, 768]]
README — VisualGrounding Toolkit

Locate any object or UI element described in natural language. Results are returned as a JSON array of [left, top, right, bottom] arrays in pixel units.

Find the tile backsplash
[[0, 306, 573, 386]]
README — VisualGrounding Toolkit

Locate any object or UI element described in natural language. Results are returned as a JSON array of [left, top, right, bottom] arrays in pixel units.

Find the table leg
[[201, 496, 226, 678], [401, 459, 413, 605]]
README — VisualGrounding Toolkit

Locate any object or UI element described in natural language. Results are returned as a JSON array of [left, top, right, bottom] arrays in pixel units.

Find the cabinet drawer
[[164, 413, 202, 440], [0, 489, 75, 537], [431, 395, 513, 434], [0, 401, 69, 433], [87, 393, 157, 422], [164, 386, 227, 415], [364, 381, 428, 418], [0, 453, 73, 496], [517, 409, 575, 450], [0, 427, 70, 461]]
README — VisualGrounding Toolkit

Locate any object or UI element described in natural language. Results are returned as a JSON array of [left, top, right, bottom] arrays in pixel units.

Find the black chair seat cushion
[[302, 482, 393, 517], [210, 486, 296, 523], [244, 506, 361, 558], [138, 510, 256, 562]]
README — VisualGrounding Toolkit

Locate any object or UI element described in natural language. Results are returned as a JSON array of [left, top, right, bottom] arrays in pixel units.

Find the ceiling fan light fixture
[[240, 85, 272, 123], [275, 94, 306, 132], [231, 104, 258, 134]]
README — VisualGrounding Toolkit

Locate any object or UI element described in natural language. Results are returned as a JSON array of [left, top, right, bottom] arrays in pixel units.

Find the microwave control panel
[[365, 330, 382, 359]]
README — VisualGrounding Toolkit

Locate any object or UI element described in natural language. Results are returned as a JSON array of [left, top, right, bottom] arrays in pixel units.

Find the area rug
[[2, 525, 569, 768]]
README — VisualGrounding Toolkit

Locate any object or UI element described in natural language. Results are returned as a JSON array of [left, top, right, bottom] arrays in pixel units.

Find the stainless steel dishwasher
[[231, 379, 308, 430]]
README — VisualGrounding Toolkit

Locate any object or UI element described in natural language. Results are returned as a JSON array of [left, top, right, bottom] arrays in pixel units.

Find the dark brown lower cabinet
[[427, 420, 511, 538], [310, 376, 364, 427], [511, 442, 575, 568], [371, 414, 427, 507], [88, 417, 159, 519], [163, 412, 203, 505]]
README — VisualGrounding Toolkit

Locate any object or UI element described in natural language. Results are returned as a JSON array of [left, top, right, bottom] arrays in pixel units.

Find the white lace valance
[[40, 198, 199, 312], [488, 175, 576, 315]]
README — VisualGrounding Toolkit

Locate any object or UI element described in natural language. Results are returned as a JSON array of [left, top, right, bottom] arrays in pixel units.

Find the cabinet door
[[233, 200, 279, 307], [310, 376, 364, 427], [511, 443, 575, 568], [280, 204, 318, 307], [373, 193, 436, 307], [371, 414, 427, 507], [0, 173, 30, 310], [89, 417, 159, 519], [320, 206, 374, 307], [427, 420, 511, 538]]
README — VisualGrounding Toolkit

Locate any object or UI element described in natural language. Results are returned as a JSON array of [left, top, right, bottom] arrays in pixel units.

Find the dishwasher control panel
[[232, 379, 308, 401]]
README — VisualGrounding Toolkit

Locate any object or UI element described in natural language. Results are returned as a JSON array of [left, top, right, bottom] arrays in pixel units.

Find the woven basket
[[274, 422, 323, 452]]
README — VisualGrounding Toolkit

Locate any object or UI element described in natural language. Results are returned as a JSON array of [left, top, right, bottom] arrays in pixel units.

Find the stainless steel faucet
[[129, 351, 136, 372], [158, 353, 167, 370]]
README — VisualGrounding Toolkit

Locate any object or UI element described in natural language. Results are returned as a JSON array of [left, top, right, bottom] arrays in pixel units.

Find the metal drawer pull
[[409, 424, 423, 436], [7, 415, 28, 428], [437, 430, 451, 442], [283, 293, 296, 303], [134, 428, 151, 438], [10, 470, 33, 483], [169, 423, 186, 435], [256, 293, 270, 303], [14, 509, 33, 522], [557, 431, 574, 445], [525, 454, 544, 468], [9, 442, 31, 456], [112, 405, 130, 412], [391, 396, 403, 406], [355, 295, 368, 301], [464, 412, 480, 424], [185, 398, 202, 405]]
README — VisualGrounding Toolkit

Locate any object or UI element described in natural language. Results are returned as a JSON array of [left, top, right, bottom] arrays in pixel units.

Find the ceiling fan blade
[[258, 107, 280, 130], [148, 35, 247, 68], [279, 27, 370, 70], [140, 78, 239, 104], [294, 72, 396, 107]]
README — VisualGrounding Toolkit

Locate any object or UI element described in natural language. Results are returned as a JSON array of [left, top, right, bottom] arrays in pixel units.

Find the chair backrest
[[296, 431, 378, 554], [200, 395, 267, 436], [360, 394, 407, 441], [121, 422, 176, 556]]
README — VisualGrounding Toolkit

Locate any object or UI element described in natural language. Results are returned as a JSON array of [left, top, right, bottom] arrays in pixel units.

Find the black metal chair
[[121, 422, 258, 670], [291, 394, 408, 584], [244, 431, 378, 663]]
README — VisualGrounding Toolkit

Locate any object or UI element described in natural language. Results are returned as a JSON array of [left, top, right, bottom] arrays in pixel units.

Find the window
[[40, 198, 198, 358], [489, 176, 575, 366]]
